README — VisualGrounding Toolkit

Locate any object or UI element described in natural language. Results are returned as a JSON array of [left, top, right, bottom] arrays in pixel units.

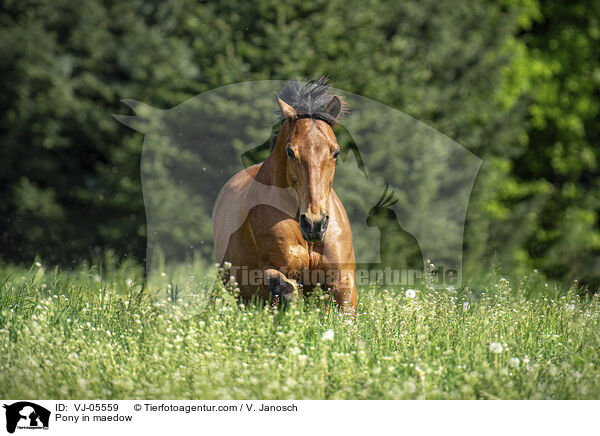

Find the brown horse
[[212, 78, 357, 313]]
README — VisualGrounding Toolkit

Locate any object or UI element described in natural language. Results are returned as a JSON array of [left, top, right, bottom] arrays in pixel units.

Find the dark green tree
[[0, 0, 198, 263]]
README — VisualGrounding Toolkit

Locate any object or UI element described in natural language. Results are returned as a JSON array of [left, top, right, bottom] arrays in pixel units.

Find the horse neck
[[256, 123, 289, 188]]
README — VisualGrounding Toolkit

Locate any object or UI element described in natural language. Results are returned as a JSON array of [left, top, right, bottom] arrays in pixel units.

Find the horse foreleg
[[330, 268, 358, 315]]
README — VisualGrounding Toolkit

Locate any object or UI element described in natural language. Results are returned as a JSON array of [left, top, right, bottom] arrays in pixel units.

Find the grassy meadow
[[1, 260, 599, 400]]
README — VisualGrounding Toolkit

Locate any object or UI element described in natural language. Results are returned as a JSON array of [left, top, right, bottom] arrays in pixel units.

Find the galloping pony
[[212, 78, 357, 313]]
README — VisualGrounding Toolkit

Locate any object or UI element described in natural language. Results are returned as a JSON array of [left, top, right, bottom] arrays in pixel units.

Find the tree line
[[1, 0, 598, 289]]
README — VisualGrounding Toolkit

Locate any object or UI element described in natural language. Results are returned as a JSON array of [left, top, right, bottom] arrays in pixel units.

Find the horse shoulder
[[212, 164, 262, 263]]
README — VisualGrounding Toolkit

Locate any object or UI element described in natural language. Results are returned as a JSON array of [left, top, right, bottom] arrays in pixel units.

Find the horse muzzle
[[299, 213, 329, 242]]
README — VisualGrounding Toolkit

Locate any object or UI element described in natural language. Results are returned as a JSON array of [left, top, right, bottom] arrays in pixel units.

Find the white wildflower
[[508, 357, 520, 368], [489, 342, 503, 354], [405, 289, 417, 299], [322, 329, 334, 341]]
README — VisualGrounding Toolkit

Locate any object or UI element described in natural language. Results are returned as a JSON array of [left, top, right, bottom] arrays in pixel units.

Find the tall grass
[[1, 261, 598, 399]]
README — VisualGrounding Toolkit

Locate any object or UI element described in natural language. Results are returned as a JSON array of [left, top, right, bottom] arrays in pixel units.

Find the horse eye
[[332, 149, 340, 159], [286, 145, 295, 159]]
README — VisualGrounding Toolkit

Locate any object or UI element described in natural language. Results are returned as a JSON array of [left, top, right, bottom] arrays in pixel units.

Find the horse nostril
[[320, 215, 329, 232], [299, 214, 311, 232]]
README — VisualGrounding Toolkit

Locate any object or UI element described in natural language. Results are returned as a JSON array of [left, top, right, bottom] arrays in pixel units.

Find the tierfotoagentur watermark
[[217, 263, 458, 288]]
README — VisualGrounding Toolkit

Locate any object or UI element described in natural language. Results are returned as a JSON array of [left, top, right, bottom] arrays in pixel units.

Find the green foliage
[[510, 0, 600, 288], [1, 263, 599, 399], [0, 0, 198, 263], [1, 0, 598, 288]]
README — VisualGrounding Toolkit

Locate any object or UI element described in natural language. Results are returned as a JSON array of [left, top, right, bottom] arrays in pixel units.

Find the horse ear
[[325, 96, 343, 119], [274, 93, 297, 119]]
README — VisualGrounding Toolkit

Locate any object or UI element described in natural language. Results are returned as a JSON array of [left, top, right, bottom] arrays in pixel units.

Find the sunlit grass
[[0, 261, 599, 399]]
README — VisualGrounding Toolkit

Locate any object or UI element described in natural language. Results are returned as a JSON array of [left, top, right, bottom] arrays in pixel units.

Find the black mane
[[271, 77, 347, 149], [275, 77, 347, 125]]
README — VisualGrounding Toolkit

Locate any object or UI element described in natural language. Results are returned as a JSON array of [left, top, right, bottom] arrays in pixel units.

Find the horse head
[[273, 78, 346, 242]]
